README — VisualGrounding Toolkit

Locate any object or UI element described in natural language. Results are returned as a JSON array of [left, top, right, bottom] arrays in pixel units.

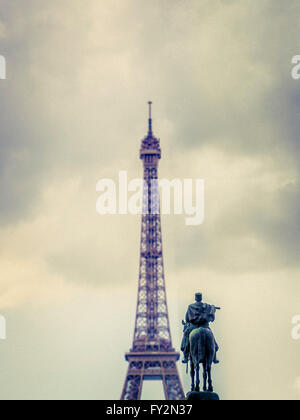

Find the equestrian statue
[[181, 293, 220, 393]]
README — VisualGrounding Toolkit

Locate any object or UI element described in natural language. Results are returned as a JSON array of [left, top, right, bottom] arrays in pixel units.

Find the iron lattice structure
[[121, 103, 185, 400]]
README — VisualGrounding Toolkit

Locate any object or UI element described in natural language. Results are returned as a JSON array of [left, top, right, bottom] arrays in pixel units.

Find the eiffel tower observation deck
[[121, 103, 184, 400]]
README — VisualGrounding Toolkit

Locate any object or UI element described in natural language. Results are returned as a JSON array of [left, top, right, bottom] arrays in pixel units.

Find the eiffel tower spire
[[121, 103, 184, 400], [148, 101, 153, 136]]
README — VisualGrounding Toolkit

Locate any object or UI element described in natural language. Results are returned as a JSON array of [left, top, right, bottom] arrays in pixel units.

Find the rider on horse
[[181, 293, 220, 364]]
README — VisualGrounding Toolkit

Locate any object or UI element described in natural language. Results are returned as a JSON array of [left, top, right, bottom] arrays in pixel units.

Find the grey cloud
[[0, 87, 46, 224], [0, 0, 300, 400]]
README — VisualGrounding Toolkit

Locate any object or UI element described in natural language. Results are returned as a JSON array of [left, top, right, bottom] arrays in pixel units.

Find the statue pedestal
[[186, 391, 220, 401]]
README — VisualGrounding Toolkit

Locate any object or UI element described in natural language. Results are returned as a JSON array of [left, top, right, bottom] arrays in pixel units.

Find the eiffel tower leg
[[121, 369, 143, 400], [162, 371, 185, 400]]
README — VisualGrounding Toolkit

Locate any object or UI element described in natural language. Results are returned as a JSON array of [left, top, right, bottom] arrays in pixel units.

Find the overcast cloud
[[0, 0, 299, 400]]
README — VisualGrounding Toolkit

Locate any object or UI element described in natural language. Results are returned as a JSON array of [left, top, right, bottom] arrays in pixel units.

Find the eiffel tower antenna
[[148, 101, 153, 135]]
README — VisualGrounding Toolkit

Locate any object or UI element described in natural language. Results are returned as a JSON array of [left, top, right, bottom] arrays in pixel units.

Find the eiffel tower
[[121, 102, 185, 400]]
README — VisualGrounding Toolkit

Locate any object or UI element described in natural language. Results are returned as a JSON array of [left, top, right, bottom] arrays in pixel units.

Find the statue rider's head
[[195, 293, 202, 303]]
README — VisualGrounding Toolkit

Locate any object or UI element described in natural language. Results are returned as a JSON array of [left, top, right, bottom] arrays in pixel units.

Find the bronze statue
[[181, 293, 220, 393]]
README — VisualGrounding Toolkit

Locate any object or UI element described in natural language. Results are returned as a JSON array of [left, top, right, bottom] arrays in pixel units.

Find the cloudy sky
[[0, 0, 299, 400]]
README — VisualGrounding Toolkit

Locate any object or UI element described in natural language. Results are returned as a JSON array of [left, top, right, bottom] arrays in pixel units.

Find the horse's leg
[[190, 361, 195, 392], [195, 363, 200, 392], [203, 361, 207, 392], [207, 363, 213, 392]]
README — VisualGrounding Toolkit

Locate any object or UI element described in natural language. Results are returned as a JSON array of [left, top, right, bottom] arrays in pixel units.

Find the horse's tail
[[199, 328, 209, 364], [203, 328, 215, 365], [190, 328, 205, 365], [190, 327, 215, 366]]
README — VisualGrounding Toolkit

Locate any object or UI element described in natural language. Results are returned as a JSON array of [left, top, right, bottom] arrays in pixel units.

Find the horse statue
[[189, 319, 216, 392]]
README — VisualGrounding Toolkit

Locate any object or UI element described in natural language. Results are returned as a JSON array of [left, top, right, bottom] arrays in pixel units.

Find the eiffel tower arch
[[121, 103, 184, 400]]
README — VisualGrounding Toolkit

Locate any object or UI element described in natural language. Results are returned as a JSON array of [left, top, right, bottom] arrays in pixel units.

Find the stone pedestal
[[186, 391, 220, 401]]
